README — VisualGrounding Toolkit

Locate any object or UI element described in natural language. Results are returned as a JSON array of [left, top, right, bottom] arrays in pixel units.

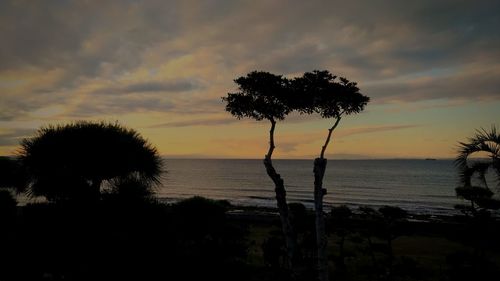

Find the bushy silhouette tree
[[19, 121, 163, 202], [455, 126, 500, 216], [222, 71, 298, 269], [292, 70, 369, 281], [102, 176, 157, 206]]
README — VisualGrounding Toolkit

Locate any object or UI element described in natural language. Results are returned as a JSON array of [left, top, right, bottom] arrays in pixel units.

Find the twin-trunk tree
[[223, 70, 369, 280]]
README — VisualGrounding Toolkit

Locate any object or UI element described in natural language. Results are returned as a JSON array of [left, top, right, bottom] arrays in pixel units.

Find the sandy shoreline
[[225, 204, 467, 224]]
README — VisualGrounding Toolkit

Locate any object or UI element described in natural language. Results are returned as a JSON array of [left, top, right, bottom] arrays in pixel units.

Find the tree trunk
[[314, 157, 329, 281], [314, 117, 341, 281], [264, 156, 297, 270], [263, 119, 297, 271]]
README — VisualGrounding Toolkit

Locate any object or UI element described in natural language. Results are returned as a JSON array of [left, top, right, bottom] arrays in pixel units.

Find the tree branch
[[266, 118, 276, 159], [320, 115, 342, 159]]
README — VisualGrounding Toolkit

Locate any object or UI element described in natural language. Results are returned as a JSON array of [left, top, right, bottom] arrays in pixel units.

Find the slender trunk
[[320, 117, 341, 159], [314, 158, 328, 281], [314, 117, 341, 281], [263, 119, 297, 270]]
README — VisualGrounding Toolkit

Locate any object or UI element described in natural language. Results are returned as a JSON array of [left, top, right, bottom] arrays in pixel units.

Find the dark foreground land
[[1, 197, 500, 281]]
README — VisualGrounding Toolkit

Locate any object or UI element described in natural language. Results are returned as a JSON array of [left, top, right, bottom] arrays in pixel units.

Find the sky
[[1, 0, 499, 159]]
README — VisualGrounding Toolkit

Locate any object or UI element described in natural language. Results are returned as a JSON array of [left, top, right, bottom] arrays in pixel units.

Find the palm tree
[[455, 126, 500, 214], [19, 121, 163, 203]]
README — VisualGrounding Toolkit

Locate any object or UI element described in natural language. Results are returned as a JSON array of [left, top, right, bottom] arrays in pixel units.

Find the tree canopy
[[223, 70, 369, 123], [19, 121, 163, 201], [222, 71, 291, 121], [291, 70, 369, 119]]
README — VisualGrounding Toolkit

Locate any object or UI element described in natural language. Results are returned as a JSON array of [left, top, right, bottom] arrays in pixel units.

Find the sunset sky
[[1, 0, 499, 159]]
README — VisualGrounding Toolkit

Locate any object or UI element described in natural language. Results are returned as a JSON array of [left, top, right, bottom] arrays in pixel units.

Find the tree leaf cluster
[[223, 70, 369, 122]]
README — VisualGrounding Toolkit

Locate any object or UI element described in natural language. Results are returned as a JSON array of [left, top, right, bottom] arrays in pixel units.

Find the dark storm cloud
[[210, 1, 500, 78], [1, 0, 499, 122], [366, 66, 500, 103], [0, 0, 180, 75], [4, 0, 497, 79], [203, 0, 500, 103]]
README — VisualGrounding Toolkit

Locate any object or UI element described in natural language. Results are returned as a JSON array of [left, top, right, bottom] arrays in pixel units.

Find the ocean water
[[159, 159, 461, 216]]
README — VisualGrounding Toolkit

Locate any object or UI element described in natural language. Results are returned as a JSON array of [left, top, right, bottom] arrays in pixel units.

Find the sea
[[158, 159, 463, 216]]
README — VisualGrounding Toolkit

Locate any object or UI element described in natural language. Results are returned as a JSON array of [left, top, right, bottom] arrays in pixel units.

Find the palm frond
[[455, 126, 500, 184], [455, 126, 500, 213]]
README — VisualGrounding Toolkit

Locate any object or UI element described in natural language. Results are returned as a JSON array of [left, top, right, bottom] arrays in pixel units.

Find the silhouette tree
[[19, 121, 163, 202], [103, 176, 157, 206], [222, 71, 298, 270], [292, 70, 369, 281], [455, 126, 500, 215]]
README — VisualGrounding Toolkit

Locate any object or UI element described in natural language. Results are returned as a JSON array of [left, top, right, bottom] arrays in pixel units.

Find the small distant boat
[[425, 158, 437, 161]]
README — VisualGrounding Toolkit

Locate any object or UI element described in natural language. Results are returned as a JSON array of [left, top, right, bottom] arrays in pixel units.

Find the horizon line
[[161, 156, 455, 161]]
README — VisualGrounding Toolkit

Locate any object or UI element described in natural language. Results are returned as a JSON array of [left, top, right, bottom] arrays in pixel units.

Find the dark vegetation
[[0, 197, 250, 281], [19, 121, 162, 203], [255, 204, 500, 281], [2, 195, 500, 281], [1, 105, 499, 280]]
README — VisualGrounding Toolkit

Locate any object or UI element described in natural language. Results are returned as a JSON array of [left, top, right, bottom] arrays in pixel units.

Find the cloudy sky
[[1, 0, 499, 158]]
